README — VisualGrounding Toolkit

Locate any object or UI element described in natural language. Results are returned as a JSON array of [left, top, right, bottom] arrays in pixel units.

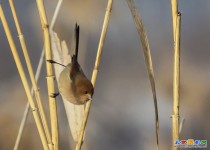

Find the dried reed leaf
[[126, 0, 159, 149], [51, 32, 85, 142]]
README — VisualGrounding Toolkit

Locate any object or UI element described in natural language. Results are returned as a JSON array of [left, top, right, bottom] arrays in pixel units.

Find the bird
[[52, 24, 94, 105]]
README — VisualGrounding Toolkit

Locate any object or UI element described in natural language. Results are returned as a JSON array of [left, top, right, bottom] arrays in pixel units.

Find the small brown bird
[[58, 24, 94, 105]]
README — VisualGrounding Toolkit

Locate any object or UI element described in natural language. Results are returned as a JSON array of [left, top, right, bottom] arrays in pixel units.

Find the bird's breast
[[58, 66, 78, 104]]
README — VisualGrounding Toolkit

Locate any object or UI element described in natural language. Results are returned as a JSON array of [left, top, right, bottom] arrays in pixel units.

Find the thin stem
[[171, 1, 181, 149], [75, 0, 113, 150], [8, 0, 53, 148], [172, 12, 181, 150], [49, 0, 63, 31], [126, 0, 159, 149], [171, 0, 178, 41], [14, 50, 45, 150], [36, 0, 59, 149], [14, 103, 30, 150], [0, 4, 49, 150], [14, 0, 63, 148]]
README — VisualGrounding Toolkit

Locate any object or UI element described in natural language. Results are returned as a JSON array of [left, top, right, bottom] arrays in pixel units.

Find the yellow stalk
[[14, 1, 63, 149], [126, 0, 159, 149], [76, 0, 113, 149], [0, 4, 49, 150], [172, 13, 181, 150], [171, 0, 178, 41], [8, 0, 53, 148], [36, 0, 59, 149]]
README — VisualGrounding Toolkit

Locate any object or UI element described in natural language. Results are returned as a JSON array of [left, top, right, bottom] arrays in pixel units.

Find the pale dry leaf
[[51, 31, 85, 141]]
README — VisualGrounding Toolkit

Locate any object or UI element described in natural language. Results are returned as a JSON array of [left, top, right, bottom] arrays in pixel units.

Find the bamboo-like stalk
[[14, 50, 45, 150], [0, 4, 49, 150], [171, 1, 180, 149], [8, 0, 53, 149], [76, 0, 113, 149], [171, 0, 178, 41], [36, 0, 58, 149], [126, 0, 159, 149], [172, 13, 181, 150], [14, 1, 63, 148]]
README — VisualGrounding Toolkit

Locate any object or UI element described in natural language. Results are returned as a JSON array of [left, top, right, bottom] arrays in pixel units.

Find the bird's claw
[[47, 59, 56, 64], [50, 92, 60, 98]]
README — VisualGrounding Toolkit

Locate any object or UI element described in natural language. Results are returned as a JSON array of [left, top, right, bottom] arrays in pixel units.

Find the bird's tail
[[72, 23, 80, 61]]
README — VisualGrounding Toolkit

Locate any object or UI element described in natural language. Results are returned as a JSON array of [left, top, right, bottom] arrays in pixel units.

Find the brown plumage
[[58, 24, 94, 105]]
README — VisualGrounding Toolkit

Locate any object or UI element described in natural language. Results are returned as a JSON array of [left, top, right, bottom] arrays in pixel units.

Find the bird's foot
[[50, 92, 60, 98], [47, 59, 66, 67]]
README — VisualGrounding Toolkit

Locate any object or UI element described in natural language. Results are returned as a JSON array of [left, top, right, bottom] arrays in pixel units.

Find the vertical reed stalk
[[126, 0, 159, 149], [171, 0, 178, 41], [14, 50, 45, 150], [49, 0, 63, 31], [76, 0, 113, 149], [172, 13, 181, 150], [171, 0, 181, 149], [0, 4, 49, 150], [36, 0, 58, 149], [14, 1, 63, 148], [8, 0, 53, 149]]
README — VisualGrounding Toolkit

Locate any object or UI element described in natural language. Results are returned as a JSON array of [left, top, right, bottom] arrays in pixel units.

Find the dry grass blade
[[51, 31, 84, 143], [76, 0, 113, 150], [126, 0, 159, 149], [51, 32, 85, 150], [14, 103, 30, 150], [8, 0, 53, 148], [36, 0, 58, 149], [179, 117, 185, 134], [172, 13, 181, 150], [0, 4, 49, 150]]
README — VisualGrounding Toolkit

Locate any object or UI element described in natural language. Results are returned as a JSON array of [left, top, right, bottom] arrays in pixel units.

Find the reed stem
[[172, 12, 181, 150], [171, 0, 178, 41], [171, 0, 181, 149], [8, 0, 53, 148], [14, 1, 63, 148], [36, 0, 58, 149], [76, 0, 113, 149], [0, 4, 49, 150], [14, 103, 30, 150]]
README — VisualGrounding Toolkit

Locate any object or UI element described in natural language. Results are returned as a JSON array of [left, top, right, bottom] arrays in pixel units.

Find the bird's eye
[[84, 91, 88, 94]]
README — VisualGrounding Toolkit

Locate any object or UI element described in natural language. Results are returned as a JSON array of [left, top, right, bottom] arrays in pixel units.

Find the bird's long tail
[[73, 23, 80, 61]]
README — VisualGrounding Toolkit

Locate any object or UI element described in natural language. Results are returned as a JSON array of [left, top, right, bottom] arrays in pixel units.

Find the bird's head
[[74, 76, 94, 104]]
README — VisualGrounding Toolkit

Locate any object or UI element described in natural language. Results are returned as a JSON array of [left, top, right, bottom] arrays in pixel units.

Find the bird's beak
[[87, 94, 92, 101], [89, 97, 92, 101]]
